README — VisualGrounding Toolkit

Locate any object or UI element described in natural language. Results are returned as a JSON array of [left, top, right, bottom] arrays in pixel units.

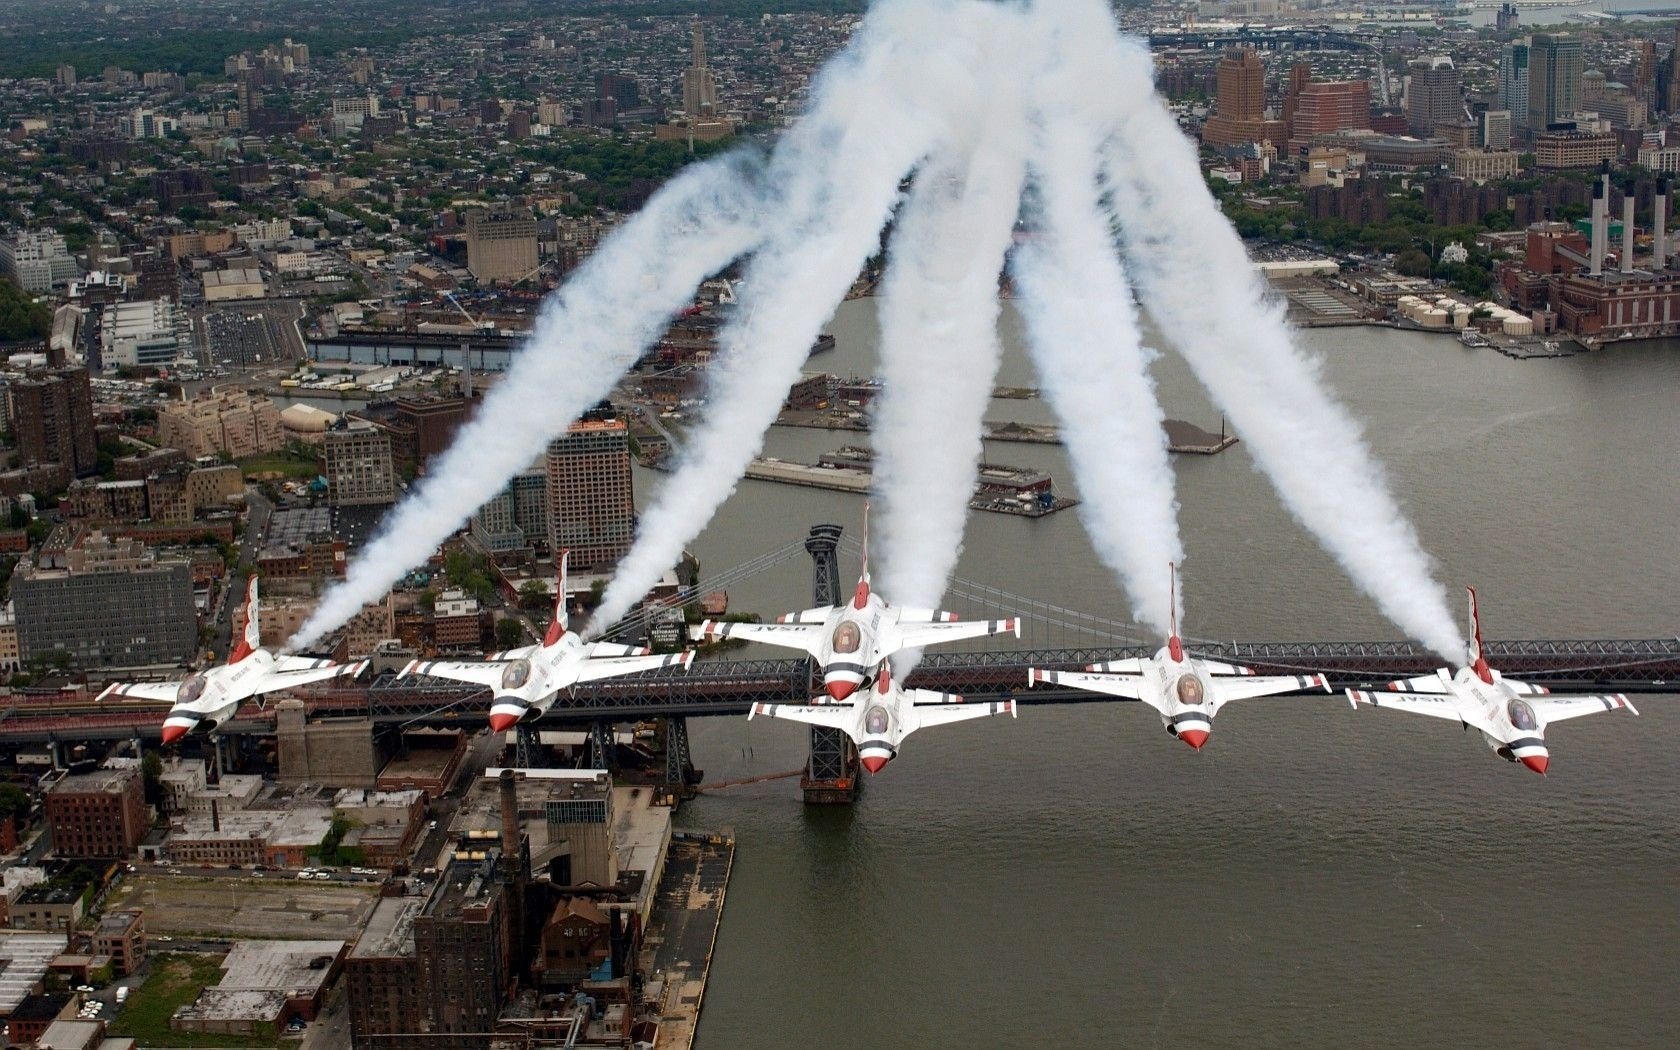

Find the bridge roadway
[[0, 638, 1674, 744], [1147, 27, 1381, 51]]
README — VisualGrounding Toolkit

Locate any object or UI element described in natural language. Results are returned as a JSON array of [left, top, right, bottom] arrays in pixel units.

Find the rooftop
[[47, 767, 137, 795], [348, 895, 423, 959], [0, 930, 69, 1014]]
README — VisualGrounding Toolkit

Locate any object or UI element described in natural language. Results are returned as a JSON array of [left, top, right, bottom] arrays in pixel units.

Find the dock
[[641, 831, 734, 1050], [984, 418, 1239, 455], [746, 447, 1078, 516]]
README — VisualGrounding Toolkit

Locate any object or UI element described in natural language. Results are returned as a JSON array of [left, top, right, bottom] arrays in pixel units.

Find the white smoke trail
[[589, 0, 1021, 632], [1010, 78, 1182, 635], [1043, 0, 1463, 659], [287, 153, 770, 649], [870, 62, 1031, 637]]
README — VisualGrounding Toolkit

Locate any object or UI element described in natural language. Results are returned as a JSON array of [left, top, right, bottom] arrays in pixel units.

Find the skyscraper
[[5, 369, 97, 476], [1287, 80, 1372, 154], [1406, 57, 1462, 136], [1200, 47, 1286, 150], [1499, 43, 1530, 131], [545, 417, 633, 570], [1529, 34, 1583, 131], [464, 209, 539, 285], [682, 20, 718, 121]]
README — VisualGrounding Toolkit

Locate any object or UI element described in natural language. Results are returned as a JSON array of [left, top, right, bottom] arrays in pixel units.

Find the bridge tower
[[801, 524, 859, 804]]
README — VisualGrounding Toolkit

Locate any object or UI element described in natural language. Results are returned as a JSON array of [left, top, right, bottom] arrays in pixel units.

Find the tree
[[495, 617, 526, 650], [0, 784, 31, 827], [141, 751, 164, 808], [518, 579, 551, 610], [1394, 248, 1432, 277]]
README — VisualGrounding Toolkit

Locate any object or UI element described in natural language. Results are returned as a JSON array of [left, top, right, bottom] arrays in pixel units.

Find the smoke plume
[[1047, 0, 1463, 658], [288, 153, 770, 649], [589, 0, 1024, 632], [1011, 66, 1183, 635]]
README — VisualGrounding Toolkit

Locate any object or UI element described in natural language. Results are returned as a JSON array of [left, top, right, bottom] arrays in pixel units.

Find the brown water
[[648, 300, 1679, 1048]]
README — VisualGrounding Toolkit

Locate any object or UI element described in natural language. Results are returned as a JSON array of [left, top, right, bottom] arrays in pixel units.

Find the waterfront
[[648, 299, 1678, 1047]]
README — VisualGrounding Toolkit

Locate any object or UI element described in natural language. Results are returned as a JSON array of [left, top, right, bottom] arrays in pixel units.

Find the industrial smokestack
[[1656, 178, 1670, 272], [1620, 181, 1636, 274], [1589, 179, 1606, 277], [498, 768, 519, 859]]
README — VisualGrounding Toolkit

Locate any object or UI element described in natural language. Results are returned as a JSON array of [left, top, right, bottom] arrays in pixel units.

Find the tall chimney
[[1620, 181, 1636, 274], [1589, 179, 1606, 277], [498, 768, 520, 865], [1655, 178, 1670, 272]]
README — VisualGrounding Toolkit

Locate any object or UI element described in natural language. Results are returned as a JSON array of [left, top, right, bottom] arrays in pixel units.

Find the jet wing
[[1532, 693, 1638, 724], [585, 641, 651, 659], [691, 620, 825, 656], [573, 651, 692, 684], [272, 655, 344, 674], [892, 617, 1019, 650], [401, 659, 508, 689], [1085, 657, 1147, 674], [260, 660, 368, 694], [96, 680, 182, 703], [747, 702, 855, 731], [1028, 668, 1149, 701], [775, 607, 834, 625], [1347, 689, 1491, 731], [908, 695, 1016, 729], [1198, 659, 1256, 676], [1212, 674, 1329, 706], [1381, 672, 1453, 694]]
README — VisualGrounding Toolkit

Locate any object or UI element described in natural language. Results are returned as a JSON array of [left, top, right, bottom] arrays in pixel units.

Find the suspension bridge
[[3, 525, 1675, 801]]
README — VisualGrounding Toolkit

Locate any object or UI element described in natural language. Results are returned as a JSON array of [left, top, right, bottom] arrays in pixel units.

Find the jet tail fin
[[1466, 586, 1493, 684], [229, 576, 260, 664], [852, 502, 871, 609], [544, 551, 570, 647], [1167, 562, 1183, 663]]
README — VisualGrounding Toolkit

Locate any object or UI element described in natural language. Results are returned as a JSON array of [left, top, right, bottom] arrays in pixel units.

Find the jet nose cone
[[824, 680, 856, 701], [160, 725, 187, 745], [1178, 728, 1209, 751], [488, 712, 518, 734], [1520, 754, 1549, 776], [860, 755, 888, 775]]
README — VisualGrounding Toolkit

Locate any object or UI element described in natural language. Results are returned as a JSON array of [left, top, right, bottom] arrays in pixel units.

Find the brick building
[[44, 767, 147, 858], [544, 418, 633, 570]]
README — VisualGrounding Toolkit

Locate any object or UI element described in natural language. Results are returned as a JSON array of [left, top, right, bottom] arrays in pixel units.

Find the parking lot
[[204, 310, 279, 368], [105, 873, 381, 940]]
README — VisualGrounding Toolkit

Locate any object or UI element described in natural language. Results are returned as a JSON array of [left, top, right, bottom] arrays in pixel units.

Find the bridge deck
[[1, 639, 1674, 743]]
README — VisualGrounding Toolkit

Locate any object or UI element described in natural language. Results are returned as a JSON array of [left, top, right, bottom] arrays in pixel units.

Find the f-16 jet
[[1027, 565, 1329, 749], [97, 577, 366, 743], [400, 554, 693, 732], [691, 508, 1018, 699], [1346, 587, 1637, 775], [749, 658, 1016, 773]]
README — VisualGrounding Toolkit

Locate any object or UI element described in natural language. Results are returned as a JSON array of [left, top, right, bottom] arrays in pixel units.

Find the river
[[639, 298, 1678, 1048]]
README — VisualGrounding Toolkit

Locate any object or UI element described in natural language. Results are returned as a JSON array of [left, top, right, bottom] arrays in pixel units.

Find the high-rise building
[[11, 533, 196, 666], [1201, 47, 1286, 149], [0, 230, 80, 293], [117, 106, 178, 139], [43, 766, 147, 858], [323, 420, 396, 506], [1499, 43, 1530, 131], [1529, 34, 1583, 132], [55, 64, 75, 88], [545, 417, 633, 570], [1406, 57, 1462, 136], [1495, 2, 1520, 31], [471, 467, 549, 553], [682, 20, 719, 120], [465, 209, 538, 285], [413, 856, 513, 1038], [1483, 109, 1513, 151], [1287, 80, 1371, 154], [5, 368, 97, 476], [1282, 61, 1313, 132], [156, 388, 284, 459]]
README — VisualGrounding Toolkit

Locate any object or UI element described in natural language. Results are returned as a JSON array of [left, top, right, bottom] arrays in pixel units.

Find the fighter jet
[[1026, 564, 1329, 749], [749, 658, 1016, 773], [691, 507, 1019, 699], [400, 553, 693, 732], [97, 577, 367, 743], [1345, 587, 1637, 775]]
